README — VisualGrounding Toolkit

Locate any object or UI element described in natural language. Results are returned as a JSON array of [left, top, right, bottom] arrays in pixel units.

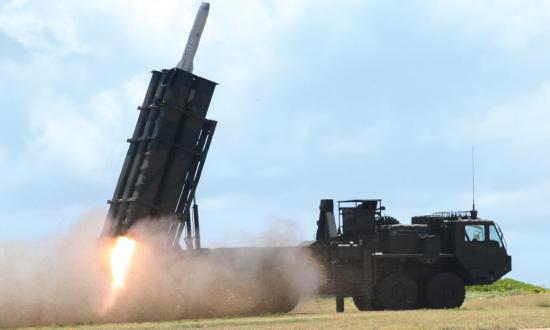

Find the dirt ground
[[20, 292, 550, 330]]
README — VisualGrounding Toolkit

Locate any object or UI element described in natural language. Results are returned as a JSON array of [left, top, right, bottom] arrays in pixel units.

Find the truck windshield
[[489, 225, 504, 248], [493, 223, 508, 249], [464, 224, 485, 242]]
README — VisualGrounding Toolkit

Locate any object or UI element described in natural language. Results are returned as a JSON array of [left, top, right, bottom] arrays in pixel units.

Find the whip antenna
[[471, 145, 477, 219]]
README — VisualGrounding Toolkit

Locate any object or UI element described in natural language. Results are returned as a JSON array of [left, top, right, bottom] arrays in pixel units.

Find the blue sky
[[0, 0, 549, 286]]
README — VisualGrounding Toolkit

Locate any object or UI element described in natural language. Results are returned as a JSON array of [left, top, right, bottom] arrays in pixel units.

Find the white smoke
[[0, 212, 321, 328]]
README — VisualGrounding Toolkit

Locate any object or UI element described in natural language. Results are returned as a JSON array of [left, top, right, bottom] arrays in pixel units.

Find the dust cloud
[[0, 212, 322, 328]]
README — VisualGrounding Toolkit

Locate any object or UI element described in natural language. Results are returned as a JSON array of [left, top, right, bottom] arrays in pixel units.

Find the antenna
[[471, 145, 478, 219]]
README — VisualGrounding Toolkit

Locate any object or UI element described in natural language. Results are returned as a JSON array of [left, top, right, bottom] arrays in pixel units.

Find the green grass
[[467, 278, 549, 297]]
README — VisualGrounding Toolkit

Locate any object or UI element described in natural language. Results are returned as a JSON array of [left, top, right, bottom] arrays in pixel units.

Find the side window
[[489, 225, 504, 247], [464, 225, 485, 242]]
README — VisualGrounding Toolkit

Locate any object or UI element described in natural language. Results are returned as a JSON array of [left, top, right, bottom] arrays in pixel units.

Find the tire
[[377, 273, 419, 310], [272, 292, 300, 314], [353, 296, 368, 311], [377, 216, 400, 225], [353, 295, 382, 311], [259, 262, 301, 314], [425, 272, 465, 309]]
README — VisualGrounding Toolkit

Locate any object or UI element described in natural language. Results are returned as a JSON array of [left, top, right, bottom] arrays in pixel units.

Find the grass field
[[23, 279, 550, 330], [467, 278, 548, 296]]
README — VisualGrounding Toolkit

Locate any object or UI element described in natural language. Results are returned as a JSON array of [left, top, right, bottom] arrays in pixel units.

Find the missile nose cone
[[200, 2, 210, 11]]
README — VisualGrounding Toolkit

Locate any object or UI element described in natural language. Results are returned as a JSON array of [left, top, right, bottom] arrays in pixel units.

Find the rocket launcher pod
[[102, 2, 215, 249]]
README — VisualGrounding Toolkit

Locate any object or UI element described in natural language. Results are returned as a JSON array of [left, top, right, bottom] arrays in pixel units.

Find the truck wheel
[[353, 296, 380, 311], [425, 272, 465, 309], [353, 296, 368, 311], [377, 273, 418, 310], [377, 216, 400, 225], [272, 292, 300, 314]]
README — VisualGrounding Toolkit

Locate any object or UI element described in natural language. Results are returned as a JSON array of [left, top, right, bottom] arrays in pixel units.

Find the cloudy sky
[[1, 0, 549, 286]]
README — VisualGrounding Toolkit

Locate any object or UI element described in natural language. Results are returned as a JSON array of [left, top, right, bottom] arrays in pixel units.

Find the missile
[[177, 2, 210, 73]]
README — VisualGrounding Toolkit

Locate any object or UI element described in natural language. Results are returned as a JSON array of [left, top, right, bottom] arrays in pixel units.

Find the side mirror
[[380, 206, 386, 211]]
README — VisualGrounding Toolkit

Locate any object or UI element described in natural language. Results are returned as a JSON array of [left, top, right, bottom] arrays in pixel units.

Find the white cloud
[[454, 82, 550, 145], [434, 0, 550, 48], [480, 179, 550, 218], [28, 96, 105, 174], [0, 0, 90, 55], [0, 0, 322, 192], [0, 73, 147, 186]]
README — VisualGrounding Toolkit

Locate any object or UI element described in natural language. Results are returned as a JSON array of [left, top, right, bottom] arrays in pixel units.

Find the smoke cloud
[[0, 212, 321, 328]]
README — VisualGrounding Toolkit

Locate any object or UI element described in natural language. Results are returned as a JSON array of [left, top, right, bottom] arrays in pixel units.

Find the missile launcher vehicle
[[101, 2, 511, 313], [311, 199, 511, 311]]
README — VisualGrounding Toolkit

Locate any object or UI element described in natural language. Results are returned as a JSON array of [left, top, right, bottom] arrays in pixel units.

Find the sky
[[0, 0, 549, 286]]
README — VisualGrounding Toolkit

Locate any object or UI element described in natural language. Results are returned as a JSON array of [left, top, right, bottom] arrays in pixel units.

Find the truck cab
[[315, 200, 512, 312], [411, 211, 511, 285], [452, 219, 511, 284]]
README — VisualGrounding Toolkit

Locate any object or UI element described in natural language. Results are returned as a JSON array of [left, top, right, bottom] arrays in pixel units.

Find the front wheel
[[425, 272, 465, 309]]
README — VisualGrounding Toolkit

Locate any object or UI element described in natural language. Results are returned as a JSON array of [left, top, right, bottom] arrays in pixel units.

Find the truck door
[[455, 222, 510, 284]]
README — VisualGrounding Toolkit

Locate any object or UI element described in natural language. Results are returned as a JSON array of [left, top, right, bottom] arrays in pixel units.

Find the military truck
[[310, 199, 511, 311], [101, 2, 511, 313]]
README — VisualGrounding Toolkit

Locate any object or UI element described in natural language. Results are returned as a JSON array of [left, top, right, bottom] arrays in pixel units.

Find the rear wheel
[[377, 273, 418, 310], [353, 295, 381, 311], [425, 272, 465, 309], [353, 296, 368, 311], [271, 292, 300, 314], [352, 296, 375, 311]]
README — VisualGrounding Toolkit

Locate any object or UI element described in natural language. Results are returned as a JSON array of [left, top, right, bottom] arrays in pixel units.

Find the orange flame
[[102, 236, 136, 313], [110, 236, 136, 290]]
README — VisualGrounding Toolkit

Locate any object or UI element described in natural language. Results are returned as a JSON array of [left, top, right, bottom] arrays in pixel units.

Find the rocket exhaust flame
[[110, 236, 136, 290], [103, 236, 136, 312]]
